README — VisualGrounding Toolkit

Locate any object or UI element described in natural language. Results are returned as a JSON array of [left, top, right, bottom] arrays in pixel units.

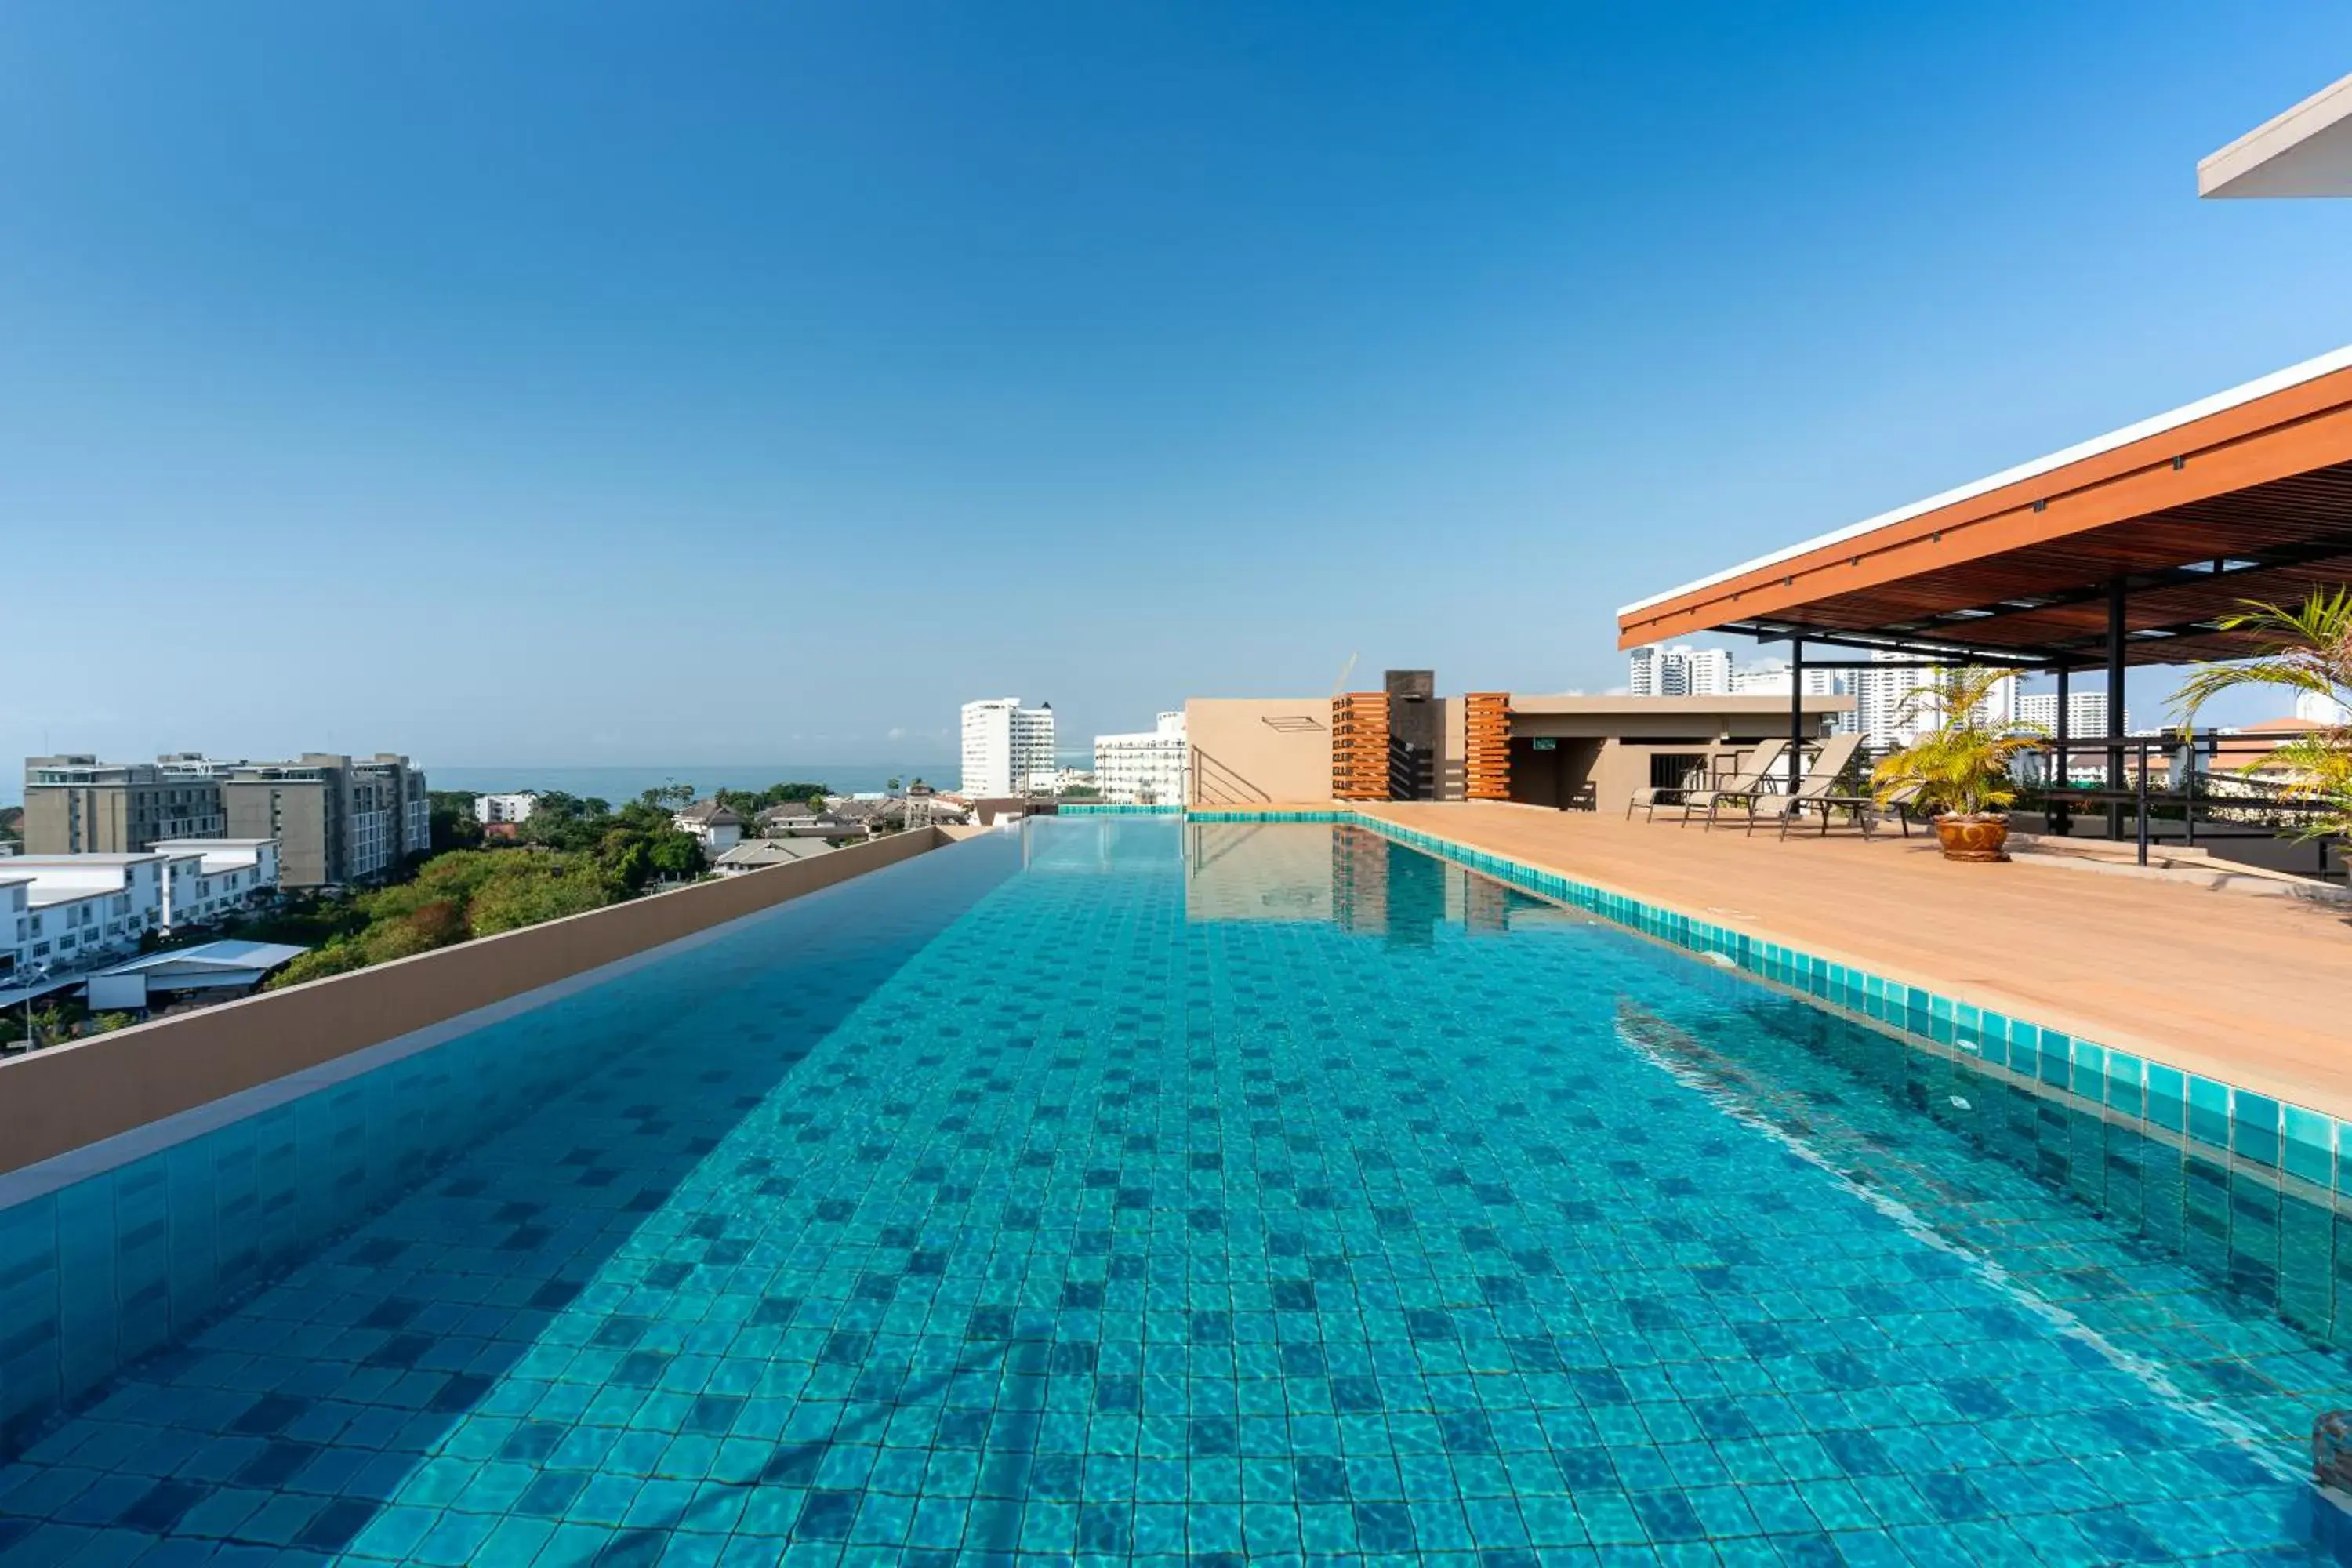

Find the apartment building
[[2016, 691, 2132, 740], [475, 792, 540, 825], [0, 854, 169, 980], [1627, 644, 1731, 698], [0, 840, 285, 980], [220, 754, 431, 888], [1094, 712, 1189, 804], [960, 698, 1058, 798], [150, 840, 283, 926], [22, 756, 228, 853], [24, 753, 426, 887]]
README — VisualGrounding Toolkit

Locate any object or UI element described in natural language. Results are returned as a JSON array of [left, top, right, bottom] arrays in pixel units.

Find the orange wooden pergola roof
[[1617, 347, 2352, 669]]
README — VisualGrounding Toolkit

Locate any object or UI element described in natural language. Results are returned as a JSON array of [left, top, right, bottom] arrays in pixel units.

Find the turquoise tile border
[[1187, 804, 2352, 1203], [1054, 804, 1185, 815]]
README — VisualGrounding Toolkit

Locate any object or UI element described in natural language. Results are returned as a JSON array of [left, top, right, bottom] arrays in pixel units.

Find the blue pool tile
[[2187, 1076, 2233, 1152], [2147, 1064, 2187, 1133]]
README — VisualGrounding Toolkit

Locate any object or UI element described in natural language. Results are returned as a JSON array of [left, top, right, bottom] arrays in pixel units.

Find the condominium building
[[474, 793, 540, 825], [1627, 644, 1731, 698], [220, 754, 431, 888], [1094, 712, 1189, 804], [23, 756, 228, 853], [960, 698, 1057, 798], [2016, 691, 2132, 740], [24, 752, 426, 887]]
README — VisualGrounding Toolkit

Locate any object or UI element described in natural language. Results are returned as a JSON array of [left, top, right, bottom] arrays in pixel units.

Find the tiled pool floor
[[3, 818, 2350, 1565]]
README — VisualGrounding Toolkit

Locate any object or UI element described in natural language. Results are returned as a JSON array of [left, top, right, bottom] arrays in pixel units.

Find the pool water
[[3, 817, 2350, 1565]]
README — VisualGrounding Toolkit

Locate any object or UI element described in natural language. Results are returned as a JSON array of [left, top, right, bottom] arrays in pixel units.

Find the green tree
[[468, 861, 613, 934], [2175, 589, 2352, 842], [1871, 666, 2045, 818], [427, 790, 485, 851], [269, 942, 372, 989], [648, 832, 703, 881]]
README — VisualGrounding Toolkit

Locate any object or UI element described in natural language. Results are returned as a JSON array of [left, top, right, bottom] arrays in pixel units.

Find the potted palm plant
[[1871, 666, 2045, 862], [2172, 590, 2352, 844]]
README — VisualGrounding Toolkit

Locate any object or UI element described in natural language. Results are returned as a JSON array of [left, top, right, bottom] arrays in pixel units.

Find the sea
[[424, 764, 961, 804]]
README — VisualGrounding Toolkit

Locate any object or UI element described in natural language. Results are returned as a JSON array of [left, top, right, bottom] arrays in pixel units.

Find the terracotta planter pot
[[1933, 814, 2010, 862]]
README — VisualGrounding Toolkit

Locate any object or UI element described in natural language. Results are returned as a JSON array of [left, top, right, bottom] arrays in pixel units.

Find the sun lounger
[[1738, 735, 1865, 837], [1675, 740, 1792, 827]]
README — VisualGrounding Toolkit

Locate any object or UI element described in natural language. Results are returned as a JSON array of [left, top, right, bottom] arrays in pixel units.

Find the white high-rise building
[[1094, 712, 1189, 805], [1851, 650, 2018, 752], [1628, 645, 1661, 696], [1730, 659, 1857, 734], [1628, 644, 1730, 697], [960, 698, 1058, 799], [2016, 691, 2129, 740]]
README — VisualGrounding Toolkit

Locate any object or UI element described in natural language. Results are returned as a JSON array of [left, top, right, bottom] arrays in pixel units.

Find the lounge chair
[[1740, 735, 1865, 837], [1675, 740, 1791, 827], [1625, 754, 1724, 822], [1818, 777, 1926, 839]]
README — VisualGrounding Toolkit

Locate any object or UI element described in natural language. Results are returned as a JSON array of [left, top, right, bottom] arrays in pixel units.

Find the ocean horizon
[[423, 763, 961, 804], [1, 757, 1105, 810]]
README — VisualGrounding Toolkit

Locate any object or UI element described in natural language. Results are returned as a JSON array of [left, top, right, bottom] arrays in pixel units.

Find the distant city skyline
[[3, 7, 2345, 774]]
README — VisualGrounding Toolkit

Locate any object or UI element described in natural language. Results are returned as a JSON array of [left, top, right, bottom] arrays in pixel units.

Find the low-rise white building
[[0, 854, 170, 978], [149, 839, 282, 927], [1094, 712, 1189, 804], [0, 840, 285, 983], [474, 792, 540, 825], [673, 800, 745, 855]]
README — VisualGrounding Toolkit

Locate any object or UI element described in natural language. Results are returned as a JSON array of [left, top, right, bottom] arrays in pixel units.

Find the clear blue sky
[[5, 2, 2349, 789]]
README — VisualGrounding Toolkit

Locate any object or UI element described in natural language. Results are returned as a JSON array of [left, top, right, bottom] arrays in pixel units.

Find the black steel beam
[[1727, 621, 2060, 667]]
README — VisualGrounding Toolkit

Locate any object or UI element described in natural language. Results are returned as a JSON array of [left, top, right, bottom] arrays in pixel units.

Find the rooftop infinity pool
[[1, 817, 2347, 1565]]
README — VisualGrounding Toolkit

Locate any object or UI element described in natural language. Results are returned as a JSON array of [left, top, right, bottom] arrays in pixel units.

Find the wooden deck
[[1348, 801, 2352, 1120]]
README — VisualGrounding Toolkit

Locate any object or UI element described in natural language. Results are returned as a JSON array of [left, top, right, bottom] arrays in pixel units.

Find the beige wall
[[1185, 699, 1334, 805], [1433, 696, 1467, 802], [0, 827, 953, 1178], [225, 780, 329, 888]]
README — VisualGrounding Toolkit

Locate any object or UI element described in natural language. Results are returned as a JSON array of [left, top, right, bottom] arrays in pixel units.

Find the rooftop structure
[[1618, 343, 2352, 822], [85, 940, 307, 1010], [2198, 70, 2352, 198]]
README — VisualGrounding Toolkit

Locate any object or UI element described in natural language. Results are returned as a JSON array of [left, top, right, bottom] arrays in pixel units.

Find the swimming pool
[[2, 816, 2347, 1563]]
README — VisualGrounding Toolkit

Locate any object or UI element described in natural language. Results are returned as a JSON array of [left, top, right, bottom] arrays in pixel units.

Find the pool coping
[[1156, 805, 2352, 1197]]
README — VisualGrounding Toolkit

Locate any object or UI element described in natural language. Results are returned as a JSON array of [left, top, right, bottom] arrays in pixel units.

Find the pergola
[[1616, 344, 2352, 814]]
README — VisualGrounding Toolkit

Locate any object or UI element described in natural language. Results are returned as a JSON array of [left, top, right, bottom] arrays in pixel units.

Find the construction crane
[[1329, 652, 1359, 698]]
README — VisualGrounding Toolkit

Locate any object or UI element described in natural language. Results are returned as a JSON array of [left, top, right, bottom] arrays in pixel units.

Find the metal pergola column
[[1789, 639, 1806, 799], [2107, 578, 2127, 840], [2052, 664, 2071, 837]]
